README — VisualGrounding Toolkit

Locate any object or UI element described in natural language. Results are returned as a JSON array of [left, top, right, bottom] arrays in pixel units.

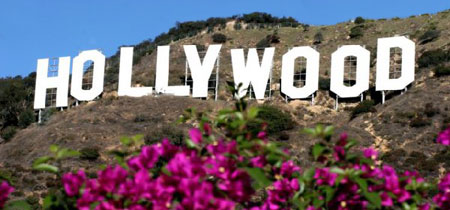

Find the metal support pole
[[285, 96, 288, 103], [268, 63, 273, 100], [335, 95, 339, 111], [311, 93, 315, 105], [215, 53, 220, 101], [184, 60, 188, 86], [76, 100, 79, 107], [382, 91, 385, 104], [360, 93, 364, 102], [38, 109, 42, 124]]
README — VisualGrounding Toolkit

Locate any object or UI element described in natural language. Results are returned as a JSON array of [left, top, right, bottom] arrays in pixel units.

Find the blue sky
[[0, 0, 449, 78]]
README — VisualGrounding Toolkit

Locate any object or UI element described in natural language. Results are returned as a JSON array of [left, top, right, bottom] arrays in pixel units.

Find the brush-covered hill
[[1, 11, 450, 201]]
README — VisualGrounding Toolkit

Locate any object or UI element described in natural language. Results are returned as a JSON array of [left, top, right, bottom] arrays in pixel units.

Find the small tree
[[313, 31, 324, 44], [319, 77, 330, 90], [351, 100, 376, 119], [349, 25, 364, 39], [18, 109, 35, 128], [434, 65, 450, 77], [211, 33, 227, 43], [256, 37, 271, 48], [354, 16, 365, 24], [419, 29, 441, 45]]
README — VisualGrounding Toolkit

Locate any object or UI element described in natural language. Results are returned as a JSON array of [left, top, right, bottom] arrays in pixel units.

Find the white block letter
[[155, 46, 189, 96], [281, 47, 319, 99], [231, 47, 275, 99], [376, 36, 415, 91], [34, 57, 71, 109], [184, 44, 221, 98], [118, 47, 153, 97], [71, 50, 105, 101], [330, 45, 370, 98]]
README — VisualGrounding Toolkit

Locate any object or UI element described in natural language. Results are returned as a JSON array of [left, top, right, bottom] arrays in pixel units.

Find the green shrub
[[80, 147, 100, 161], [349, 25, 364, 39], [410, 116, 431, 127], [248, 105, 294, 135], [419, 30, 440, 45], [319, 77, 330, 90], [40, 108, 57, 124], [313, 32, 324, 44], [144, 125, 185, 146], [418, 49, 449, 68], [434, 65, 450, 77], [351, 100, 375, 119], [267, 33, 280, 44], [18, 109, 35, 128], [211, 33, 227, 43], [354, 16, 365, 24], [1, 126, 17, 141], [256, 37, 271, 48], [256, 33, 280, 48]]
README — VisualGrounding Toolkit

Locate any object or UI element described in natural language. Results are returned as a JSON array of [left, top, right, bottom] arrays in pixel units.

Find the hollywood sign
[[33, 36, 415, 109]]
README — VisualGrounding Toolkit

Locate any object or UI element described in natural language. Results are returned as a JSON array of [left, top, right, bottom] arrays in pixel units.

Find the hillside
[[1, 10, 450, 202]]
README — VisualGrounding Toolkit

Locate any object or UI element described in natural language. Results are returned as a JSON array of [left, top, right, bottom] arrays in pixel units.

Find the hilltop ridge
[[1, 10, 450, 200]]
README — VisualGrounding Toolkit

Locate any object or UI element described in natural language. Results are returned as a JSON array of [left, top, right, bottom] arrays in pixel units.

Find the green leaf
[[132, 134, 144, 143], [315, 124, 324, 134], [56, 148, 80, 159], [324, 186, 336, 202], [355, 177, 368, 192], [303, 167, 316, 182], [161, 167, 172, 176], [363, 192, 381, 208], [33, 163, 59, 174], [329, 167, 345, 175], [344, 139, 358, 149], [297, 178, 306, 195], [33, 156, 52, 167], [324, 126, 334, 137], [120, 137, 131, 146], [49, 144, 59, 153], [4, 199, 32, 210], [245, 167, 272, 190], [303, 128, 316, 136], [312, 143, 326, 160], [185, 139, 197, 148], [248, 107, 259, 119], [42, 195, 54, 209]]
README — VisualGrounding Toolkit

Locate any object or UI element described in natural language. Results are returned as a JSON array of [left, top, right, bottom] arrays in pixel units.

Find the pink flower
[[333, 146, 345, 161], [203, 123, 212, 136], [189, 128, 203, 144], [437, 128, 450, 145], [127, 145, 161, 171], [0, 181, 14, 209], [433, 173, 450, 209], [380, 192, 393, 206], [418, 203, 430, 210], [279, 160, 301, 178], [250, 156, 266, 168], [363, 147, 378, 160], [97, 165, 128, 193], [257, 131, 267, 140], [337, 133, 348, 146], [314, 168, 338, 186], [62, 170, 86, 197]]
